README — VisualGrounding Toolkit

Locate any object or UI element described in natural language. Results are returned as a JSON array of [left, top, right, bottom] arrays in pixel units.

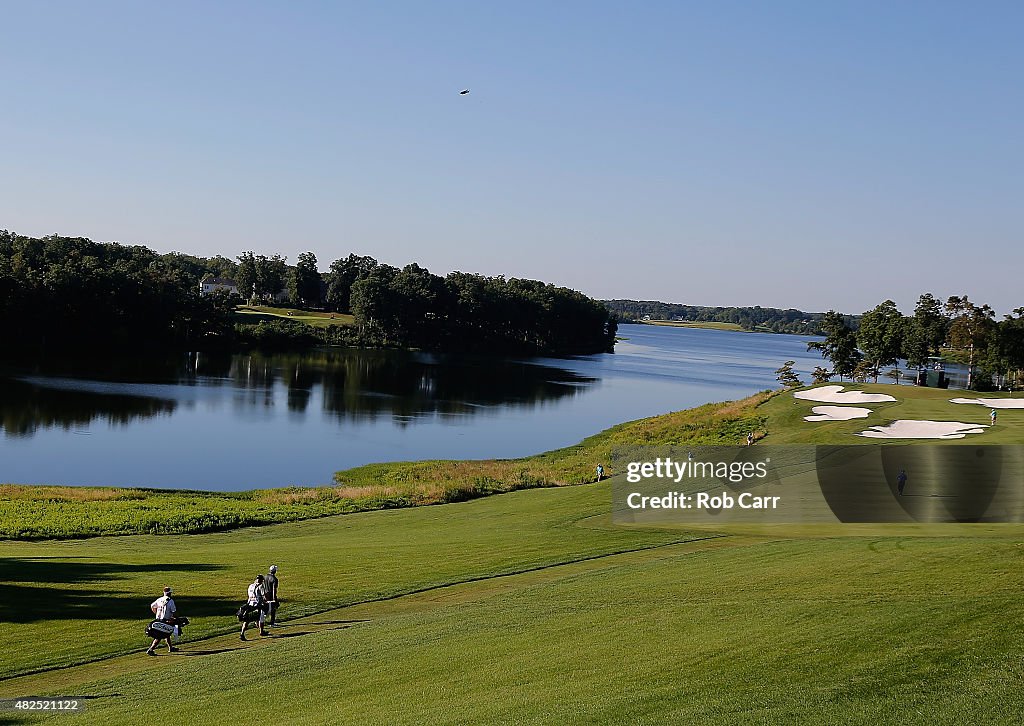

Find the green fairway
[[234, 305, 355, 328], [2, 496, 1022, 723], [0, 484, 694, 679]]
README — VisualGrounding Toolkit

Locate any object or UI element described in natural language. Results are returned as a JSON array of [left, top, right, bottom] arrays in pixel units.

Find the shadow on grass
[[306, 619, 370, 626], [0, 558, 224, 584], [0, 558, 231, 624]]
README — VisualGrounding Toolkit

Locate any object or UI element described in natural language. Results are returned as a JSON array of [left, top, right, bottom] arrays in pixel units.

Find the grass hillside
[[234, 305, 355, 328]]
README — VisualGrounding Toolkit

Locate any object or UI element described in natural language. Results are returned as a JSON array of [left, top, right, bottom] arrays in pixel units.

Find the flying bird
[[459, 89, 470, 95]]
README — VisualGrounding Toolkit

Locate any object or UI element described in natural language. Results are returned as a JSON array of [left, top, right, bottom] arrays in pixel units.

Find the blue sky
[[2, 1, 1021, 315]]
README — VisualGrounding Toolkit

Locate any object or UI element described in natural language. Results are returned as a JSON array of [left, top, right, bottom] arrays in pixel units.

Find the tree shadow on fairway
[[268, 625, 355, 639], [0, 558, 232, 624], [0, 558, 224, 584]]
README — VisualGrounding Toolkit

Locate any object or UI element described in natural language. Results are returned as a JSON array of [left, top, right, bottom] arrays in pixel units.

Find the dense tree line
[[809, 293, 1024, 390], [0, 231, 237, 353], [0, 232, 615, 357], [327, 257, 616, 354], [602, 299, 857, 335]]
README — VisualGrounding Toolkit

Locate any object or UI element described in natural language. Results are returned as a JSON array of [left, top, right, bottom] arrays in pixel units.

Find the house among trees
[[199, 276, 239, 296]]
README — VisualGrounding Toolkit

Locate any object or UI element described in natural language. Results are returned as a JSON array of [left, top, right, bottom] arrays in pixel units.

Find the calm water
[[0, 325, 824, 490]]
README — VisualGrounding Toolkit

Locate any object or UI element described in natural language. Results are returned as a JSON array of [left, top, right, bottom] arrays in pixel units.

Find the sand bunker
[[804, 406, 872, 422], [857, 420, 988, 439], [950, 397, 1024, 410], [794, 385, 896, 404]]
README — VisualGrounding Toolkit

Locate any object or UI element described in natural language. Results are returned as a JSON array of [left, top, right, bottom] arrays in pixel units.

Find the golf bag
[[236, 603, 267, 623], [145, 615, 189, 640]]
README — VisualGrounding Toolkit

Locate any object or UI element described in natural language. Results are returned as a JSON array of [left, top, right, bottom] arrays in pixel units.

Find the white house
[[199, 276, 239, 296]]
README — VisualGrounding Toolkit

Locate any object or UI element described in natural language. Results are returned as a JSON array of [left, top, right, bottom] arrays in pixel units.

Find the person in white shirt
[[146, 587, 178, 656], [240, 575, 269, 641]]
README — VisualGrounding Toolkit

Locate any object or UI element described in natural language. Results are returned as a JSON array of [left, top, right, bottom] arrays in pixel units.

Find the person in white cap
[[241, 575, 269, 640], [265, 565, 280, 626], [146, 586, 177, 655]]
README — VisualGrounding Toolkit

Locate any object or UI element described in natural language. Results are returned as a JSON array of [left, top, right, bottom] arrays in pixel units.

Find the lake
[[0, 325, 825, 490]]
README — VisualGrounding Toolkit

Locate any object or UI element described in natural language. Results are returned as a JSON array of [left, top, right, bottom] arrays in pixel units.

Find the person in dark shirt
[[265, 565, 280, 626], [897, 469, 908, 496]]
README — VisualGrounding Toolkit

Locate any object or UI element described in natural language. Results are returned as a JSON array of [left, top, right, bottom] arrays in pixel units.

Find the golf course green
[[2, 384, 1023, 724]]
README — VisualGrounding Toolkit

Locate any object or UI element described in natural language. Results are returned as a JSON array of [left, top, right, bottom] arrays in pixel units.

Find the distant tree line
[[325, 255, 617, 354], [602, 299, 857, 335], [0, 232, 616, 357], [0, 232, 236, 354], [809, 294, 1024, 390]]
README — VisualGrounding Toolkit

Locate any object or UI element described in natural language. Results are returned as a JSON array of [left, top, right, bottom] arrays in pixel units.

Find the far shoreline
[[626, 320, 821, 335]]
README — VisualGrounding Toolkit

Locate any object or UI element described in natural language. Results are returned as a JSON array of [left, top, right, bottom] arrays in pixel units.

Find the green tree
[[236, 251, 257, 300], [857, 300, 904, 383], [945, 295, 995, 389], [262, 255, 288, 301], [998, 309, 1024, 390], [775, 360, 803, 388], [807, 310, 862, 380], [902, 293, 947, 370], [289, 251, 322, 307], [811, 366, 832, 384], [326, 254, 378, 312]]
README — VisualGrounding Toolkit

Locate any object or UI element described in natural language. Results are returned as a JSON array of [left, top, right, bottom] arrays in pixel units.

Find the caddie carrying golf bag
[[145, 615, 189, 640], [236, 603, 266, 623]]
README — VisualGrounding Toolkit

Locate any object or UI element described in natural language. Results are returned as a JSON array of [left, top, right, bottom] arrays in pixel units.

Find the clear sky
[[2, 1, 1020, 315]]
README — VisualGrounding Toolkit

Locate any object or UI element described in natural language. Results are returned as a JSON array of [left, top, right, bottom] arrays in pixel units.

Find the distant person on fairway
[[265, 565, 280, 626], [241, 575, 269, 640], [990, 409, 997, 426], [746, 432, 754, 446], [897, 469, 908, 496], [147, 587, 177, 655], [596, 464, 604, 482]]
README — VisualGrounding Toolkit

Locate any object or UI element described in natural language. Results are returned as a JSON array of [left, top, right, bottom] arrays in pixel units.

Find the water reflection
[[0, 349, 596, 438], [0, 378, 177, 438]]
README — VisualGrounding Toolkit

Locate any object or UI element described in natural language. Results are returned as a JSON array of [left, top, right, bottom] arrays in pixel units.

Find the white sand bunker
[[794, 385, 896, 404], [950, 397, 1024, 410], [857, 420, 988, 439], [804, 406, 872, 422]]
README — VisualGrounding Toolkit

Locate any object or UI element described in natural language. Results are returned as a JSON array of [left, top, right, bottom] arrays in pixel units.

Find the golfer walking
[[240, 575, 269, 640], [265, 565, 280, 626], [897, 469, 908, 496], [146, 587, 178, 655]]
